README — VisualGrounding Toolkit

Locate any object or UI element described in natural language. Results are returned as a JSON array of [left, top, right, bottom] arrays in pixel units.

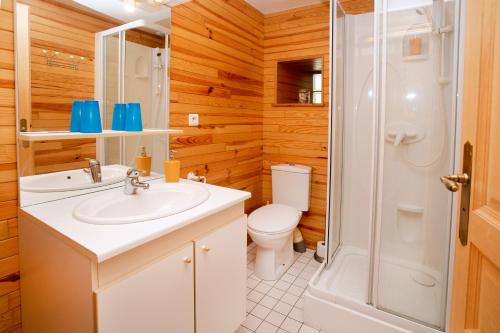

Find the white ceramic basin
[[73, 182, 211, 224], [20, 165, 128, 193]]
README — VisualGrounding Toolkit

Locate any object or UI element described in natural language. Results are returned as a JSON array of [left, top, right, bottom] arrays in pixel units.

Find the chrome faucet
[[124, 168, 150, 195], [187, 171, 207, 183], [83, 159, 102, 183]]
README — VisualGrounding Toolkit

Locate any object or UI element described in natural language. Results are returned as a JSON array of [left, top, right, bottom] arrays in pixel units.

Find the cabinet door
[[195, 215, 247, 333], [95, 243, 194, 333]]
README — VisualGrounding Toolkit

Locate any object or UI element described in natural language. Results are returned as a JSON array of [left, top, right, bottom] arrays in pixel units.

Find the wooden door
[[95, 243, 195, 333], [450, 0, 500, 332], [195, 216, 247, 333]]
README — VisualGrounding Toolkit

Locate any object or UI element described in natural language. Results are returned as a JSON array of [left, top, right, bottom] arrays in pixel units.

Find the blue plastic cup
[[125, 103, 143, 132], [69, 101, 84, 132], [80, 100, 102, 133], [111, 103, 127, 131]]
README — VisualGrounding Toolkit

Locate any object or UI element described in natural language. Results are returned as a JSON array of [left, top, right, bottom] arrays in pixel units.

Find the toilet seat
[[248, 204, 301, 235]]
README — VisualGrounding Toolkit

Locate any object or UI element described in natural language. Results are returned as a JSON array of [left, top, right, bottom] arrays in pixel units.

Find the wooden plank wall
[[0, 0, 22, 331], [169, 0, 265, 212], [339, 0, 373, 15], [262, 3, 330, 249]]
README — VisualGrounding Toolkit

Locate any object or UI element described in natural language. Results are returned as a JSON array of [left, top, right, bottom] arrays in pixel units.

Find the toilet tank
[[271, 164, 312, 211]]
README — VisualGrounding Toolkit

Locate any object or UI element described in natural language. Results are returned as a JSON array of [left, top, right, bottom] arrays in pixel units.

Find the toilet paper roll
[[316, 240, 326, 259]]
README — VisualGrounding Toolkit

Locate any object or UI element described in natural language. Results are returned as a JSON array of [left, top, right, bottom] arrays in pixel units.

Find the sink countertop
[[21, 179, 251, 262]]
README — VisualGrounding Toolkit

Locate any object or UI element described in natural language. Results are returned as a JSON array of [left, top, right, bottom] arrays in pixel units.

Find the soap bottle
[[136, 146, 152, 177], [164, 149, 180, 182]]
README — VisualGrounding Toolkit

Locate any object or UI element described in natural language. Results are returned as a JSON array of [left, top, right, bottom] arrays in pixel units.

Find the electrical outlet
[[188, 114, 199, 126]]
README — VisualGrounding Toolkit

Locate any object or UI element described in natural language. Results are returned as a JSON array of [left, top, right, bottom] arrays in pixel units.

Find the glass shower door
[[373, 0, 460, 329]]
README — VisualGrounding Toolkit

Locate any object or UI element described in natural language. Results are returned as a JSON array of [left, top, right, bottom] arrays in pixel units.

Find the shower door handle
[[440, 142, 473, 246]]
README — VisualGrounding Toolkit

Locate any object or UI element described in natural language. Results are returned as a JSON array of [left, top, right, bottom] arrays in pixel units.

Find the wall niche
[[275, 57, 323, 106]]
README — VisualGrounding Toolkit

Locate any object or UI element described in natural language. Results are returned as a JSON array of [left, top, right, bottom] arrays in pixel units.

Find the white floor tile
[[288, 285, 304, 297], [291, 261, 306, 269], [242, 314, 262, 331], [252, 304, 272, 320], [255, 282, 273, 294], [295, 297, 304, 309], [265, 310, 286, 327], [297, 256, 310, 264], [298, 324, 319, 333], [247, 299, 257, 312], [243, 245, 317, 333], [235, 325, 253, 333], [275, 280, 291, 291], [280, 273, 296, 284], [260, 295, 279, 309], [268, 287, 286, 299], [248, 277, 260, 288], [293, 278, 309, 288], [303, 265, 317, 274], [256, 321, 279, 333], [274, 301, 293, 316], [288, 307, 303, 322], [281, 292, 299, 306], [262, 279, 277, 287], [299, 270, 314, 280], [248, 290, 265, 303], [280, 317, 302, 333]]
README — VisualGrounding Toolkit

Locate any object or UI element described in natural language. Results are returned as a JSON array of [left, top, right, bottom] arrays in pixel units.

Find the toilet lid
[[248, 204, 301, 234]]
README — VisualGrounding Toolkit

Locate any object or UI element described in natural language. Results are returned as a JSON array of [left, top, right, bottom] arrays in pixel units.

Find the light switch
[[188, 114, 199, 126]]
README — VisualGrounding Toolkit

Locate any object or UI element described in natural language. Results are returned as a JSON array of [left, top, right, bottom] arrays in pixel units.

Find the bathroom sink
[[20, 165, 129, 193], [72, 182, 211, 224]]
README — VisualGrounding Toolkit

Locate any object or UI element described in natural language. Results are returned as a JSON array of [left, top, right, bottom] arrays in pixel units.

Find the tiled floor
[[237, 243, 322, 333]]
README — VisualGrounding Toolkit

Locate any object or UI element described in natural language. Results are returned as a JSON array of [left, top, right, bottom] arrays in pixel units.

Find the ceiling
[[244, 0, 327, 15], [244, 0, 374, 15], [72, 0, 189, 23]]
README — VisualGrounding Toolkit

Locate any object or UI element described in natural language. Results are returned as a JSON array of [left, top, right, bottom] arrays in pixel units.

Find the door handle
[[440, 173, 470, 192], [444, 142, 473, 246]]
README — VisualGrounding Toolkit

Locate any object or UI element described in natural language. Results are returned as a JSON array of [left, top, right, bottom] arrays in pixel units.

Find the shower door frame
[[325, 0, 346, 264], [324, 0, 467, 331]]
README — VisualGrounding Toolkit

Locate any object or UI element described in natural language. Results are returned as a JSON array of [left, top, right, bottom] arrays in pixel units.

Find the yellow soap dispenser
[[136, 146, 152, 177], [164, 149, 180, 182]]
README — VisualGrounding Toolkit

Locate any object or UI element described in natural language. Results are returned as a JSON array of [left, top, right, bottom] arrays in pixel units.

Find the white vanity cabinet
[[19, 201, 249, 333], [95, 243, 195, 333], [195, 216, 247, 333]]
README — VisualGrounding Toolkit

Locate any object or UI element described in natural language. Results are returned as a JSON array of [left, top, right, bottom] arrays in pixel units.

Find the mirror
[[101, 25, 169, 173], [15, 0, 171, 207], [275, 57, 323, 105]]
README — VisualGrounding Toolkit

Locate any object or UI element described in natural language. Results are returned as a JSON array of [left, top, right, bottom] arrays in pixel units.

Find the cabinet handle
[[183, 257, 192, 264], [202, 245, 210, 252]]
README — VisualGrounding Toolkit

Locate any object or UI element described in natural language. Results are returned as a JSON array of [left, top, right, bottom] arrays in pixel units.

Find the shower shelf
[[18, 128, 183, 142]]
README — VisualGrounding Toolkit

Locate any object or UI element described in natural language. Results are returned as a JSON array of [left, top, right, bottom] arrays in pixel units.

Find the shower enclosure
[[304, 1, 463, 332]]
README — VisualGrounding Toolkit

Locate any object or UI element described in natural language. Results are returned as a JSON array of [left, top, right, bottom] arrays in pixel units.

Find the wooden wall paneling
[[263, 3, 330, 249], [339, 0, 374, 15], [0, 0, 21, 331], [170, 0, 265, 213]]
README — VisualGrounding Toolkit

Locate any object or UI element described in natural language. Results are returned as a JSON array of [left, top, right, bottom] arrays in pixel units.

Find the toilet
[[247, 164, 311, 280]]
